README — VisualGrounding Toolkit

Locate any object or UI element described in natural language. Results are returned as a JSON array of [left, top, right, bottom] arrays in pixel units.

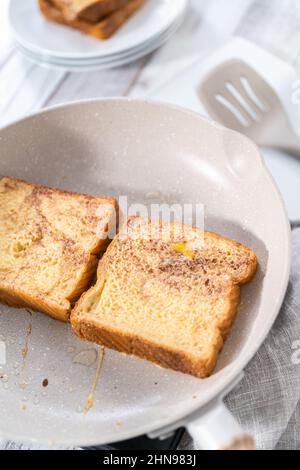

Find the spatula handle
[[261, 118, 300, 158]]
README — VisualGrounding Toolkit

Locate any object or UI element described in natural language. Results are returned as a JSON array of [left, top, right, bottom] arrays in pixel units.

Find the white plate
[[14, 16, 182, 71], [14, 11, 183, 65], [9, 0, 188, 60]]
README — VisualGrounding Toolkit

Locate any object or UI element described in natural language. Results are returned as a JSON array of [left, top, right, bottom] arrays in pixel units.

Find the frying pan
[[0, 99, 290, 450]]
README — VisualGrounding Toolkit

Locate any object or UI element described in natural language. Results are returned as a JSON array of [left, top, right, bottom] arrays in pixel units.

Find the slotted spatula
[[198, 59, 300, 157]]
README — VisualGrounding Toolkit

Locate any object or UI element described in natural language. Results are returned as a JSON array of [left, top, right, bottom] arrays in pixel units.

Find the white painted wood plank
[[46, 59, 146, 106], [0, 0, 13, 66], [0, 53, 65, 126], [0, 54, 33, 112], [129, 0, 253, 98], [0, 51, 145, 127]]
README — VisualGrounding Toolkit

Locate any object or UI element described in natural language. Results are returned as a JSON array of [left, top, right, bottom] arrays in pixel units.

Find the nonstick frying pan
[[0, 99, 291, 449]]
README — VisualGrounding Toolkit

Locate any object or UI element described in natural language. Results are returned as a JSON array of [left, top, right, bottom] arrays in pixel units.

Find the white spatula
[[198, 58, 300, 157]]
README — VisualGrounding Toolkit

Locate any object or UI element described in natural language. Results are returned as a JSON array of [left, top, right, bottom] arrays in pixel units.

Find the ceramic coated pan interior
[[0, 99, 290, 446]]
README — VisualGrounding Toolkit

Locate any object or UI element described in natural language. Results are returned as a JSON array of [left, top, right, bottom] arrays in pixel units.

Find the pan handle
[[187, 400, 255, 450]]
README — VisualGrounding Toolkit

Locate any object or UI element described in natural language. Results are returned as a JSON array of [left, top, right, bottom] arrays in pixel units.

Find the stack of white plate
[[9, 0, 188, 71]]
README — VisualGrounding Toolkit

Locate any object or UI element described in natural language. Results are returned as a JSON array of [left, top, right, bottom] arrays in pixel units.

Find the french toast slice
[[71, 217, 257, 378], [50, 0, 131, 22], [0, 177, 117, 322], [38, 0, 145, 40]]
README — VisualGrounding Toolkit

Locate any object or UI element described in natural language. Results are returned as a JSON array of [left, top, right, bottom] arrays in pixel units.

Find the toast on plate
[[38, 0, 145, 40], [71, 216, 257, 378], [0, 177, 117, 322], [50, 0, 131, 22]]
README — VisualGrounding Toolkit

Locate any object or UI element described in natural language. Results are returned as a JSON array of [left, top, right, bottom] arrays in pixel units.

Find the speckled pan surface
[[0, 99, 290, 446]]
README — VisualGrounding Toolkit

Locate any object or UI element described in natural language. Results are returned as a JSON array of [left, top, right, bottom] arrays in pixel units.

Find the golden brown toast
[[51, 0, 131, 22], [71, 217, 257, 378], [0, 177, 117, 322], [38, 0, 145, 40]]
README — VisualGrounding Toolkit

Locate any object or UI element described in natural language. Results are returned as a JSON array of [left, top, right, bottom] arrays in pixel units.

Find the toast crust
[[71, 217, 257, 377], [0, 176, 118, 322], [39, 0, 145, 40], [51, 0, 131, 22], [72, 282, 240, 378]]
